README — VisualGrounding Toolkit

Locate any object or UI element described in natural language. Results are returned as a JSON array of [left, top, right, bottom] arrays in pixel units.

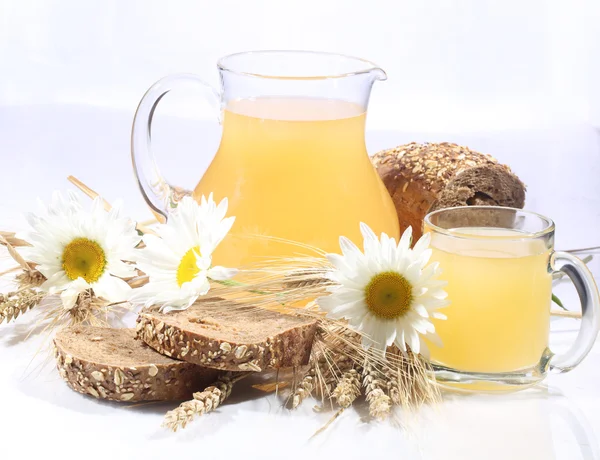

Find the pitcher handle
[[131, 74, 221, 222], [549, 251, 600, 373]]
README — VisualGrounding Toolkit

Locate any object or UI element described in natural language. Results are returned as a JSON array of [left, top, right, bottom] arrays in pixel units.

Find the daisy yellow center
[[364, 271, 413, 319], [62, 238, 106, 283], [176, 246, 201, 287]]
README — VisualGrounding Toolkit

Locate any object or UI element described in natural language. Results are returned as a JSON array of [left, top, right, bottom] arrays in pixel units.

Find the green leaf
[[552, 293, 567, 311]]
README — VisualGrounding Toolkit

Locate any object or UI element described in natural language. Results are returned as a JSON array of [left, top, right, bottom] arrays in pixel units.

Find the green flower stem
[[211, 278, 270, 296], [552, 293, 567, 311]]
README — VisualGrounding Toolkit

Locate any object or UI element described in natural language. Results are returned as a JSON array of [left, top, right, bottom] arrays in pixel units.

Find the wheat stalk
[[0, 289, 44, 324], [551, 309, 582, 319], [363, 360, 392, 421], [289, 345, 351, 409], [162, 373, 248, 431], [0, 233, 34, 275], [332, 367, 361, 408], [67, 175, 157, 236], [312, 344, 354, 403], [0, 231, 30, 247], [384, 347, 441, 410]]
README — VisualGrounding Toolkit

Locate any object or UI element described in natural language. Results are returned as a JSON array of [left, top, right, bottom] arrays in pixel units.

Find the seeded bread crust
[[54, 326, 219, 402], [372, 142, 526, 240], [136, 301, 318, 372]]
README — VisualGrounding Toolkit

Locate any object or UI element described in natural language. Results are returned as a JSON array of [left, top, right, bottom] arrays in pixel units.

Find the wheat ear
[[0, 289, 44, 324], [384, 348, 440, 409], [15, 270, 45, 289], [162, 373, 247, 431], [363, 361, 392, 420], [290, 366, 315, 409], [332, 367, 362, 408]]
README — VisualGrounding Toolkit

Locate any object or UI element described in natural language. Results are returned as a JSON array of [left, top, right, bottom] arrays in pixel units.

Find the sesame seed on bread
[[54, 326, 219, 402], [372, 142, 526, 240], [136, 299, 318, 372]]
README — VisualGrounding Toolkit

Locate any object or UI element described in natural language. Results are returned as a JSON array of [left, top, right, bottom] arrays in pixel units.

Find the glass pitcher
[[132, 51, 399, 267]]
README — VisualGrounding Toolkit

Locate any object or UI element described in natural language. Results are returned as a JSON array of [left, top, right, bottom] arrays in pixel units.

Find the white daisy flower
[[317, 223, 449, 356], [130, 194, 237, 312], [18, 191, 141, 310]]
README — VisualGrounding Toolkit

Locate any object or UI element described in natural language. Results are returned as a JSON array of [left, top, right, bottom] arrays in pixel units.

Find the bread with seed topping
[[372, 142, 526, 241], [54, 326, 219, 402], [136, 299, 318, 372]]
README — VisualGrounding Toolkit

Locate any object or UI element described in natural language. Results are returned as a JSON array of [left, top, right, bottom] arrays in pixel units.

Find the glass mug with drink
[[424, 206, 600, 391], [131, 51, 399, 267]]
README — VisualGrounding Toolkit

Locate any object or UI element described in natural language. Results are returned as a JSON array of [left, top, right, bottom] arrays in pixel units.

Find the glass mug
[[423, 206, 600, 392], [131, 51, 399, 267]]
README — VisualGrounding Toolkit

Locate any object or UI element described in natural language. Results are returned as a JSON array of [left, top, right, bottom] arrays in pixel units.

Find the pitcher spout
[[370, 67, 388, 82]]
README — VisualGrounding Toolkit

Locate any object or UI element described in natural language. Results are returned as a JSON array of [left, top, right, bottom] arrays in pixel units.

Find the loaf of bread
[[372, 142, 526, 240], [136, 300, 317, 372], [54, 326, 219, 402]]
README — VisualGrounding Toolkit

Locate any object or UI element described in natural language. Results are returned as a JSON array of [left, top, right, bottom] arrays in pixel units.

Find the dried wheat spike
[[162, 374, 241, 432], [384, 367, 401, 406], [283, 270, 331, 290], [385, 348, 440, 409], [363, 362, 392, 421], [0, 289, 44, 325], [15, 269, 45, 289], [290, 367, 315, 409], [312, 351, 353, 401], [332, 367, 361, 408]]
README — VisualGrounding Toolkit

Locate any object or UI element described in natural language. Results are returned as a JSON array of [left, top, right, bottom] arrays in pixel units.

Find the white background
[[1, 0, 600, 131], [1, 1, 600, 459]]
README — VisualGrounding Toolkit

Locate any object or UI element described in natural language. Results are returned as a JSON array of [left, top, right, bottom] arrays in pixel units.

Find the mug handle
[[549, 251, 600, 373], [131, 74, 221, 222]]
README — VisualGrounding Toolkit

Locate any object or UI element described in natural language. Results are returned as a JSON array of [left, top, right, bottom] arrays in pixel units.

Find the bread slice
[[372, 142, 526, 241], [136, 301, 318, 372], [54, 326, 219, 402]]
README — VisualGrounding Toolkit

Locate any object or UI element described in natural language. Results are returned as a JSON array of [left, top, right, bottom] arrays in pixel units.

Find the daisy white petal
[[339, 236, 363, 262], [93, 275, 131, 303], [403, 261, 422, 285], [415, 248, 433, 269], [326, 253, 352, 273], [129, 195, 236, 311], [412, 303, 429, 318], [412, 232, 431, 259], [325, 299, 365, 319], [399, 226, 413, 251], [106, 260, 137, 279], [406, 327, 421, 354], [395, 327, 407, 353], [426, 288, 449, 299], [20, 191, 140, 307], [60, 278, 89, 310], [207, 266, 238, 281], [422, 331, 443, 349], [383, 320, 397, 346], [418, 337, 431, 359], [316, 222, 449, 357], [42, 272, 72, 293], [360, 221, 379, 256]]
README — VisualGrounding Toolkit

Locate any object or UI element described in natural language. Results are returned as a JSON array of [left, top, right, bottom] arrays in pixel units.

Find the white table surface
[[0, 104, 599, 460]]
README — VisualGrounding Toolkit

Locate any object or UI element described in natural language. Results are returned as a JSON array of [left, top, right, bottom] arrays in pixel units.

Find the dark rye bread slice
[[54, 326, 219, 402], [136, 301, 318, 372], [372, 142, 526, 241]]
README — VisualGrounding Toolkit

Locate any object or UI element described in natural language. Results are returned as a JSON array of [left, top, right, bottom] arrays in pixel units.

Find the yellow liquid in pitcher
[[427, 228, 552, 373], [193, 97, 399, 267]]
